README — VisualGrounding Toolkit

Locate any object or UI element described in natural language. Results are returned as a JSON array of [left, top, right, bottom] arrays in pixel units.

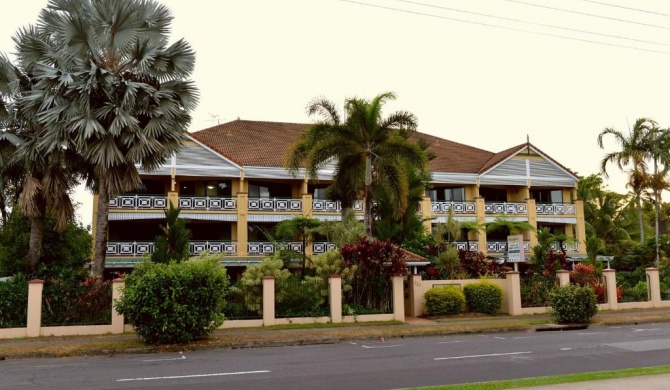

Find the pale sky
[[2, 0, 670, 228]]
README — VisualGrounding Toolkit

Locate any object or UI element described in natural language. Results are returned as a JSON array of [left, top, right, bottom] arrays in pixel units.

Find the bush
[[229, 253, 290, 313], [549, 285, 598, 324], [0, 276, 28, 328], [464, 281, 503, 315], [424, 286, 465, 316], [520, 274, 555, 307], [116, 257, 229, 344]]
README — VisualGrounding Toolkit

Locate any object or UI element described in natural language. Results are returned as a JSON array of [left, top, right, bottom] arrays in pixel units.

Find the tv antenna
[[208, 113, 221, 126]]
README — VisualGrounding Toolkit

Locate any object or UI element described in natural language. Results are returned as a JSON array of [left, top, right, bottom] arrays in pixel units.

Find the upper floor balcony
[[107, 240, 338, 257], [535, 202, 576, 215], [484, 202, 528, 215], [430, 201, 476, 215]]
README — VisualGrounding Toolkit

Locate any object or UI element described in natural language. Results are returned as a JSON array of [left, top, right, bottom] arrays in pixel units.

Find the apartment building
[[97, 119, 586, 270]]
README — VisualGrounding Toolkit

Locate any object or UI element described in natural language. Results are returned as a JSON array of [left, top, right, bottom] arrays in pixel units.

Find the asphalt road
[[3, 323, 670, 389]]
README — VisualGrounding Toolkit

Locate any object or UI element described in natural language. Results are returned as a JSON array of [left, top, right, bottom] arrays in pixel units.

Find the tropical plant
[[151, 202, 191, 264], [15, 0, 199, 278], [315, 209, 365, 248], [286, 92, 427, 237], [275, 215, 321, 278], [549, 285, 598, 324], [230, 253, 290, 313], [424, 286, 465, 316]]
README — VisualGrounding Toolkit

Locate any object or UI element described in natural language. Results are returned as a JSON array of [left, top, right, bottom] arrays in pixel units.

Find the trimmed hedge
[[549, 284, 598, 324], [464, 281, 503, 315], [424, 286, 465, 316], [116, 258, 229, 344]]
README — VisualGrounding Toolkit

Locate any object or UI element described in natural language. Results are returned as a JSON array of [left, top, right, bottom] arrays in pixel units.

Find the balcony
[[248, 198, 302, 212], [484, 202, 528, 215], [107, 241, 238, 257], [312, 199, 364, 213], [179, 197, 237, 211], [535, 203, 576, 215], [430, 201, 476, 214], [312, 241, 337, 254], [486, 241, 531, 253], [247, 241, 303, 256], [453, 241, 479, 252], [550, 242, 580, 252], [109, 195, 167, 210]]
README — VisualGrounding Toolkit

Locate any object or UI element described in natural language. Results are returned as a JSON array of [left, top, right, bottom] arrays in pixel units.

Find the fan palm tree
[[598, 118, 655, 244], [14, 0, 199, 277], [286, 92, 427, 238], [486, 217, 536, 253], [459, 220, 486, 251]]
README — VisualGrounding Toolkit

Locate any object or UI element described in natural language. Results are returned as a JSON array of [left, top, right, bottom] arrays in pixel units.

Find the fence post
[[392, 275, 405, 322], [646, 268, 661, 307], [408, 274, 423, 317], [26, 279, 44, 337], [603, 269, 618, 310], [111, 278, 125, 334], [506, 272, 522, 315], [328, 275, 342, 323], [262, 276, 275, 326], [556, 270, 570, 287]]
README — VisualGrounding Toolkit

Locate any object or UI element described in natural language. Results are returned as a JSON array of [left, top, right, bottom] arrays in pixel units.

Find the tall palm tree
[[644, 125, 670, 266], [286, 92, 427, 237], [598, 118, 654, 244], [14, 0, 199, 277]]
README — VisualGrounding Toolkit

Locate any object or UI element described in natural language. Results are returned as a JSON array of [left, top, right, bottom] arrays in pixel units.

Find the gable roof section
[[411, 132, 494, 174]]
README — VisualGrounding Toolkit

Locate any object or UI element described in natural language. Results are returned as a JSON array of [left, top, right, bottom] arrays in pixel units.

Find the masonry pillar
[[328, 275, 342, 323], [526, 197, 538, 248], [506, 272, 522, 316], [262, 276, 275, 326], [26, 279, 44, 338], [475, 197, 487, 255], [237, 192, 248, 256], [646, 268, 661, 307], [574, 199, 587, 256], [421, 196, 432, 234], [603, 269, 618, 310], [556, 270, 570, 287], [111, 279, 125, 334], [408, 274, 423, 317], [392, 275, 405, 322]]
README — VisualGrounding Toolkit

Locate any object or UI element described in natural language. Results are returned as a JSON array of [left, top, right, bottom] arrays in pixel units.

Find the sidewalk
[[523, 373, 670, 389]]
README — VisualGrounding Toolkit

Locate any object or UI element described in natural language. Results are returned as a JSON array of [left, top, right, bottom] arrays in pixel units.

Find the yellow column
[[475, 197, 487, 255], [167, 191, 178, 209], [26, 279, 44, 338], [237, 192, 248, 256], [421, 196, 432, 234], [574, 199, 587, 256], [526, 197, 537, 248]]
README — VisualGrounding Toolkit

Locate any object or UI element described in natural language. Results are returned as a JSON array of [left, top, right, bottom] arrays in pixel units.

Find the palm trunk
[[92, 180, 110, 279], [27, 212, 45, 274], [364, 183, 373, 238], [636, 194, 644, 244], [654, 159, 660, 267]]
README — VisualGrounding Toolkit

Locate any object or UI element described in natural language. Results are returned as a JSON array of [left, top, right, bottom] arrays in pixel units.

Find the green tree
[[315, 209, 364, 248], [598, 118, 654, 244], [286, 92, 427, 237], [486, 217, 535, 252], [151, 202, 191, 264], [644, 125, 670, 265], [15, 0, 199, 278], [275, 215, 322, 278]]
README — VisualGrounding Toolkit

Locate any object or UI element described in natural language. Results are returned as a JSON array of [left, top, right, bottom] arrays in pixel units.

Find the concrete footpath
[[523, 373, 670, 389]]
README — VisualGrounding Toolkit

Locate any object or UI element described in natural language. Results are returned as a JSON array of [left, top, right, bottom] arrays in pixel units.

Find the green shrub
[[116, 257, 229, 344], [424, 286, 466, 316], [520, 274, 555, 307], [0, 276, 28, 328], [549, 285, 598, 324], [229, 253, 290, 313], [464, 281, 503, 315]]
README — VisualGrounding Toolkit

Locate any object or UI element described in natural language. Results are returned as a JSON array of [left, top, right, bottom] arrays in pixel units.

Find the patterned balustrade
[[312, 242, 337, 254], [179, 197, 237, 211], [486, 241, 530, 253], [311, 199, 364, 213], [484, 202, 528, 215], [247, 241, 303, 256], [535, 203, 576, 215], [453, 241, 479, 252], [549, 242, 580, 252], [107, 241, 155, 257], [248, 198, 302, 212], [189, 241, 237, 256], [430, 201, 476, 214], [109, 195, 167, 210]]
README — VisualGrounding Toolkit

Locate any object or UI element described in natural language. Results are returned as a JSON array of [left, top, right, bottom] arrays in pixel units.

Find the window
[[248, 181, 292, 198], [127, 179, 166, 195], [531, 189, 563, 204], [309, 185, 329, 200], [427, 187, 465, 202], [180, 180, 232, 197], [479, 187, 508, 202]]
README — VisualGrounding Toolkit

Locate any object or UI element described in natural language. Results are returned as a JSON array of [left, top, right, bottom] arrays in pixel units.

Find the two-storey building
[[97, 119, 586, 271]]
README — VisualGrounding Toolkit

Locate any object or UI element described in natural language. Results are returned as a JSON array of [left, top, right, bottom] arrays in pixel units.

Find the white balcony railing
[[109, 195, 167, 210], [453, 241, 479, 251], [248, 198, 302, 212], [107, 241, 237, 256], [430, 201, 476, 214], [484, 202, 528, 215], [179, 197, 237, 211], [311, 199, 364, 213], [312, 242, 337, 254], [550, 242, 580, 252], [247, 241, 303, 256], [486, 241, 531, 253], [535, 203, 576, 215]]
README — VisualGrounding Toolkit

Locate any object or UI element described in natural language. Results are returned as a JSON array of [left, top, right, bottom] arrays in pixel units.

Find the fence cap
[[261, 275, 275, 280], [28, 279, 44, 284], [556, 270, 570, 274], [505, 271, 520, 275], [328, 274, 342, 279], [112, 278, 124, 283], [645, 267, 659, 271]]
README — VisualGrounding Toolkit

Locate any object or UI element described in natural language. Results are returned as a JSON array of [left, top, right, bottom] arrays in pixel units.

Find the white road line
[[435, 351, 532, 361], [116, 370, 271, 382], [437, 340, 465, 344], [494, 337, 506, 340], [361, 344, 402, 349], [561, 348, 572, 351], [632, 328, 660, 332], [142, 355, 187, 362], [578, 333, 601, 335], [513, 336, 534, 339], [36, 363, 89, 369]]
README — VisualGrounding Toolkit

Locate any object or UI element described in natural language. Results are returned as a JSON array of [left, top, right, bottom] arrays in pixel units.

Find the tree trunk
[[364, 183, 373, 239], [26, 213, 45, 274], [654, 160, 660, 267], [636, 194, 644, 244], [92, 180, 110, 279]]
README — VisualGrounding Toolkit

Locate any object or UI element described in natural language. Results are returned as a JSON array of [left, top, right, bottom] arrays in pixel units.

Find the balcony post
[[526, 197, 537, 248], [237, 192, 248, 256], [475, 197, 487, 256], [421, 196, 432, 235], [574, 199, 587, 257], [167, 191, 178, 209]]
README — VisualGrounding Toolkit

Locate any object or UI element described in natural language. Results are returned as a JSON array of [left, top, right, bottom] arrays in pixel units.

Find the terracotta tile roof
[[400, 248, 428, 262], [189, 120, 575, 177]]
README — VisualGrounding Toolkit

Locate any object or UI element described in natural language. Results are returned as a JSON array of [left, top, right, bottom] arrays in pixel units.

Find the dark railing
[[41, 282, 112, 326], [275, 277, 329, 318], [344, 279, 393, 315]]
